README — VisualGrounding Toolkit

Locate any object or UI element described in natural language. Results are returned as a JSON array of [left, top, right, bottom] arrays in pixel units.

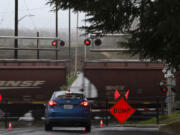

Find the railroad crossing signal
[[84, 38, 102, 46], [52, 40, 65, 47], [109, 98, 135, 124], [160, 80, 168, 94], [0, 93, 2, 103]]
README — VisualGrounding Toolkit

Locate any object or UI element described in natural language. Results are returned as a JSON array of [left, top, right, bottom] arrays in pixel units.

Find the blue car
[[45, 91, 91, 132]]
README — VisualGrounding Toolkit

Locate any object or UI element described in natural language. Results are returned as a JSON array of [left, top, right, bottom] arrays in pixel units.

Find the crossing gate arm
[[0, 36, 62, 40]]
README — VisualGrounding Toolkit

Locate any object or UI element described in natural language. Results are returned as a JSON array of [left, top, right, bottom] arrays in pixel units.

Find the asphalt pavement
[[0, 126, 171, 135]]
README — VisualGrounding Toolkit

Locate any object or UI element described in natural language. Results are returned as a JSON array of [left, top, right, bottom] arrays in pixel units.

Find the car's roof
[[52, 90, 85, 99], [53, 90, 84, 97]]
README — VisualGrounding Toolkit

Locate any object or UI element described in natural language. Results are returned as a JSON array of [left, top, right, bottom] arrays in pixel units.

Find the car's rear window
[[55, 93, 84, 100]]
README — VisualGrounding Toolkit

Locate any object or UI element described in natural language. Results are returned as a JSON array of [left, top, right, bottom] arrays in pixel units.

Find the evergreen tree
[[47, 0, 180, 67]]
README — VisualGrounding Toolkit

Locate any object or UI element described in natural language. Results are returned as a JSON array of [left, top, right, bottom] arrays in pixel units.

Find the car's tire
[[45, 123, 52, 131], [85, 124, 91, 132]]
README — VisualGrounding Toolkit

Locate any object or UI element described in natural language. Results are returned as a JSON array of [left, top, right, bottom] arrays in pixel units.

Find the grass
[[135, 111, 180, 124], [66, 73, 78, 89]]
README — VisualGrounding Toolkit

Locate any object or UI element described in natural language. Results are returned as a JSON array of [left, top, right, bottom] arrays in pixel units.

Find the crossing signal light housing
[[52, 40, 65, 47], [84, 39, 91, 46], [52, 40, 57, 47], [160, 80, 167, 94], [60, 41, 65, 46], [94, 38, 102, 46], [0, 93, 2, 103], [84, 38, 102, 46], [161, 86, 168, 94], [171, 87, 176, 93]]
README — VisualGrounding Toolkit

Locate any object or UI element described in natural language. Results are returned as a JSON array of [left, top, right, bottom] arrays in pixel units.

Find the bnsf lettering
[[0, 81, 45, 87], [114, 108, 131, 113]]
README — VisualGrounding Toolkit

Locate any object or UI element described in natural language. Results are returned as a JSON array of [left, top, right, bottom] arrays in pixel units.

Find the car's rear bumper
[[45, 117, 91, 127]]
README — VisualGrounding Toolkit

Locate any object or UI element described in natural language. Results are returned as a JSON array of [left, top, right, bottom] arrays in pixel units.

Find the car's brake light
[[66, 90, 72, 94], [48, 100, 58, 106], [80, 101, 89, 107]]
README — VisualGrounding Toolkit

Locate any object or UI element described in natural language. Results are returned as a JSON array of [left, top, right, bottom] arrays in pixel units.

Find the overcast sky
[[0, 0, 85, 31]]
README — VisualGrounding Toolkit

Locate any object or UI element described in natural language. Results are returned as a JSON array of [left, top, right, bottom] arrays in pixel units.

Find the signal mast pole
[[15, 0, 18, 59], [55, 1, 58, 60], [68, 8, 71, 59], [75, 12, 79, 73]]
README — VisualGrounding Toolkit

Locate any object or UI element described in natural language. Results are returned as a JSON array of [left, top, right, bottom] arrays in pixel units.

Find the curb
[[114, 124, 165, 128], [93, 124, 165, 128]]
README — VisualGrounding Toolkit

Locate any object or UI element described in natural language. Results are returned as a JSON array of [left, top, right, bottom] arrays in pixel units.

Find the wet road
[[0, 127, 170, 135]]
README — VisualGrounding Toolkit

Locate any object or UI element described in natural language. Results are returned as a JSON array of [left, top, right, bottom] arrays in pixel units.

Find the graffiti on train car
[[0, 81, 46, 89]]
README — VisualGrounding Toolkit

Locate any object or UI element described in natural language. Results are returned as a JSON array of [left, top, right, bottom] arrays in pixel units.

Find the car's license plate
[[64, 105, 73, 109]]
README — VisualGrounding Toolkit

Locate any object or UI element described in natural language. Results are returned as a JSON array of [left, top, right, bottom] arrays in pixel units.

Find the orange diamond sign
[[109, 98, 135, 124]]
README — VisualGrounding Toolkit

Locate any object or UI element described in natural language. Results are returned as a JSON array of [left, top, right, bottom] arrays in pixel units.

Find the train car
[[0, 59, 68, 119], [83, 60, 180, 115]]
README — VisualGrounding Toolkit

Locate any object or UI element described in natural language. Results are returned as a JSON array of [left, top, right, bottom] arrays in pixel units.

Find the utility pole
[[75, 12, 79, 73], [14, 0, 18, 59], [68, 8, 71, 59], [167, 76, 172, 115], [55, 1, 58, 60], [37, 32, 40, 59], [84, 14, 87, 60]]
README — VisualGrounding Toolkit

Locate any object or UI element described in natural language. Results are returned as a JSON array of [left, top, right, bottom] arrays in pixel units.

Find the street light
[[18, 14, 35, 22]]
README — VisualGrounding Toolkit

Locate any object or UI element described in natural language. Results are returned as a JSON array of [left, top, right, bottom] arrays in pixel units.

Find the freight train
[[0, 36, 69, 120], [0, 59, 68, 119], [83, 60, 180, 115]]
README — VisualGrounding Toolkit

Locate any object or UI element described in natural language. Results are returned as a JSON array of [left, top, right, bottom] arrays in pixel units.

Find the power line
[[0, 14, 5, 25], [0, 7, 49, 14], [23, 0, 38, 31]]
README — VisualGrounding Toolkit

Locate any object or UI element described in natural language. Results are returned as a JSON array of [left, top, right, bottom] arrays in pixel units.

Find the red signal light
[[52, 40, 57, 47], [162, 88, 167, 93], [48, 100, 58, 106], [161, 87, 167, 94], [84, 39, 91, 46], [0, 93, 2, 102]]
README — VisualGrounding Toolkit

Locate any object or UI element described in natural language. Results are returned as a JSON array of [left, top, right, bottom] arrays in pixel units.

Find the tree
[[47, 0, 180, 68], [47, 0, 138, 33]]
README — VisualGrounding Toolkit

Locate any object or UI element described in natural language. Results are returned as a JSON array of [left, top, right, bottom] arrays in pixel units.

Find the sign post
[[162, 65, 176, 114]]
